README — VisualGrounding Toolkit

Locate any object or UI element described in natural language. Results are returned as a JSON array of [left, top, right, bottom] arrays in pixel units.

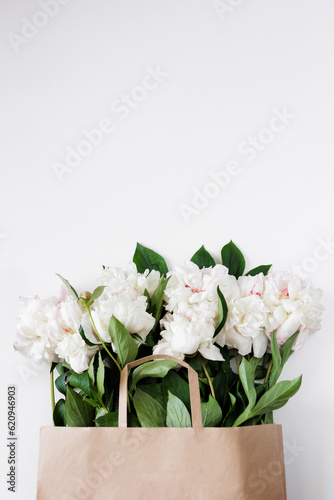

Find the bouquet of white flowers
[[14, 241, 323, 429]]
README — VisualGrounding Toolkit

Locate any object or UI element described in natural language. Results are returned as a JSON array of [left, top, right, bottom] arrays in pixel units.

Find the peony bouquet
[[14, 242, 323, 428]]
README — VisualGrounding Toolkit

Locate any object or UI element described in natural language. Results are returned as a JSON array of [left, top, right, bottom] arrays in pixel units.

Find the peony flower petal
[[252, 331, 269, 358]]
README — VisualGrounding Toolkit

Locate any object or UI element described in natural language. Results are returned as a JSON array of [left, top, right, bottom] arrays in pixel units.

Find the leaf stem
[[86, 307, 121, 373], [234, 352, 240, 377], [50, 365, 55, 425], [264, 359, 273, 385], [198, 354, 215, 399], [97, 394, 108, 412]]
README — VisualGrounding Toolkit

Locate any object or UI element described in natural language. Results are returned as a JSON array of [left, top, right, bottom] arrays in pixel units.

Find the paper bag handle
[[118, 354, 203, 429]]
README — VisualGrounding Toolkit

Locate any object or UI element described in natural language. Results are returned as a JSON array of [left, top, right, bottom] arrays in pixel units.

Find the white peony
[[54, 296, 99, 373], [215, 274, 269, 357], [100, 263, 161, 298], [14, 295, 60, 363], [92, 291, 155, 343], [155, 262, 241, 361], [164, 261, 239, 325], [153, 313, 223, 361], [14, 292, 99, 373], [91, 263, 158, 349], [55, 331, 98, 374], [262, 271, 324, 350]]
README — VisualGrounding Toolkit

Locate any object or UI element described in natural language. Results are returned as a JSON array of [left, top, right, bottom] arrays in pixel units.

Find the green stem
[[198, 354, 215, 399], [97, 394, 108, 413], [86, 307, 121, 373], [234, 352, 240, 377], [264, 359, 273, 385], [50, 365, 55, 425]]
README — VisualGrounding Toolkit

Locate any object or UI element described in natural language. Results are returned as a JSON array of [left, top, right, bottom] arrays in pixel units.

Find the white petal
[[198, 343, 224, 361], [252, 331, 268, 358]]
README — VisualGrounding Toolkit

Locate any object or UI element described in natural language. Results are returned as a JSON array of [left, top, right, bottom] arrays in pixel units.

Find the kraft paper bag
[[37, 355, 287, 500]]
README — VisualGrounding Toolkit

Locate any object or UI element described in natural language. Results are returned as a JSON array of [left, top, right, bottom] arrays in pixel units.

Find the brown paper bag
[[37, 355, 287, 500]]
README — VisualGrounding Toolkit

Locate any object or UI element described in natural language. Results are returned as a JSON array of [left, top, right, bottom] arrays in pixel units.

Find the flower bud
[[80, 291, 92, 301]]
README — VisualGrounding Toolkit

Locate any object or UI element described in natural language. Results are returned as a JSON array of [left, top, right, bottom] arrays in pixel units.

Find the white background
[[1, 0, 334, 498]]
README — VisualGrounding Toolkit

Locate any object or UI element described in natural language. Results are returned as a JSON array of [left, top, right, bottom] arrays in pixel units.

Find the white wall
[[1, 0, 333, 498]]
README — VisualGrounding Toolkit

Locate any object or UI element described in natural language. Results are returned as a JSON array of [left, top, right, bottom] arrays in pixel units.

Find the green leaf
[[238, 358, 257, 409], [95, 411, 118, 427], [220, 346, 233, 372], [133, 243, 168, 275], [186, 356, 205, 377], [255, 365, 268, 380], [95, 407, 107, 419], [69, 372, 91, 397], [269, 332, 282, 388], [248, 356, 261, 371], [231, 373, 257, 427], [251, 376, 302, 417], [140, 384, 166, 408], [166, 392, 191, 428], [143, 289, 151, 310], [235, 379, 248, 412], [105, 387, 115, 412], [83, 397, 100, 408], [163, 371, 191, 412], [131, 333, 147, 344], [53, 399, 66, 426], [264, 412, 274, 424], [142, 331, 156, 347], [55, 373, 67, 396], [108, 316, 138, 368], [97, 352, 105, 399], [231, 404, 252, 427], [65, 386, 95, 427], [233, 371, 302, 427], [190, 245, 216, 269], [229, 393, 236, 406], [88, 355, 95, 386], [133, 387, 166, 427], [78, 325, 96, 347], [131, 360, 178, 391], [212, 370, 227, 409], [215, 287, 228, 335], [62, 361, 72, 371], [255, 382, 267, 398], [246, 415, 263, 426], [55, 273, 79, 300], [246, 265, 272, 276], [201, 396, 222, 427], [221, 241, 245, 278], [128, 413, 141, 428], [267, 332, 299, 388], [56, 362, 66, 376], [212, 368, 237, 412], [222, 393, 237, 427], [89, 286, 106, 302], [150, 276, 170, 329], [280, 331, 299, 366], [263, 352, 272, 368]]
